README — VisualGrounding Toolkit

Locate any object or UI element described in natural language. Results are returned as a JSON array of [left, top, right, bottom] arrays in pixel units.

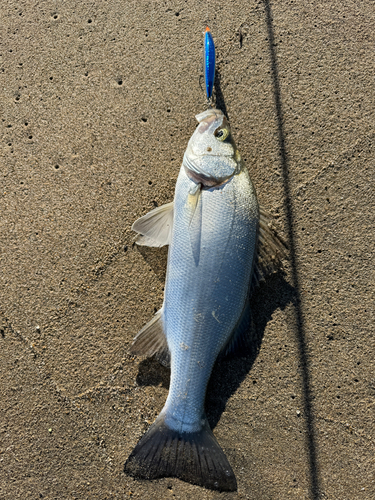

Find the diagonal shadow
[[263, 1, 321, 498]]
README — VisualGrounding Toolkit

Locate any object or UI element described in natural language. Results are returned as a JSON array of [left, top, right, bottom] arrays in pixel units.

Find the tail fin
[[124, 416, 237, 491]]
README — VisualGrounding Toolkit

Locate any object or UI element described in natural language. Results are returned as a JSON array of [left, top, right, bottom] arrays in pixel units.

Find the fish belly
[[162, 166, 258, 432]]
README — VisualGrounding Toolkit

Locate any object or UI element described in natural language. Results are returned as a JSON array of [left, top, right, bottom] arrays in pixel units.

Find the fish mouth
[[183, 153, 234, 188], [195, 108, 224, 124]]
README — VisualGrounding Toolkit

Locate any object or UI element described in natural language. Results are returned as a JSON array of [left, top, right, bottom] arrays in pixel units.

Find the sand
[[0, 1, 374, 498]]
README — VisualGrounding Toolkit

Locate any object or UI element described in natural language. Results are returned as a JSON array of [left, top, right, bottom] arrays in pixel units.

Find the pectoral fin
[[132, 202, 174, 247], [187, 184, 202, 265]]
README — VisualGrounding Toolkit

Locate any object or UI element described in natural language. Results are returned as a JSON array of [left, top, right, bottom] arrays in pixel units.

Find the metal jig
[[204, 26, 216, 103]]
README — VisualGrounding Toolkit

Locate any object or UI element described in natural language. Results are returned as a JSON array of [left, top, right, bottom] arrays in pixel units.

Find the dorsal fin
[[132, 202, 173, 247], [251, 206, 288, 292]]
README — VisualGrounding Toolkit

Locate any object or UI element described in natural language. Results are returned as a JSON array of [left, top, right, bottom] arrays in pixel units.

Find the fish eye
[[214, 128, 229, 141]]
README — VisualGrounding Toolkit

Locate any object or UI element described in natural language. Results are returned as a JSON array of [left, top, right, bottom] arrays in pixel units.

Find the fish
[[124, 108, 286, 491], [204, 26, 216, 100]]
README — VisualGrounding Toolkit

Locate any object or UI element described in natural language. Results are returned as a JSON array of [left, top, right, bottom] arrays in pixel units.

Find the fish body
[[125, 109, 284, 491], [163, 113, 258, 436], [204, 27, 216, 99]]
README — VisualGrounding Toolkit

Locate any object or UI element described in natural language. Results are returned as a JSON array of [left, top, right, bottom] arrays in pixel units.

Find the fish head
[[183, 109, 241, 187]]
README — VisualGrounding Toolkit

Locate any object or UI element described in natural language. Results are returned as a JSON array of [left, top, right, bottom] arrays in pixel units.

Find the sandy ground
[[0, 1, 374, 499]]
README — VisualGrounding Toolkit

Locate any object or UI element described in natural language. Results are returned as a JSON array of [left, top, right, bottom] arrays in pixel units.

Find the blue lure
[[204, 26, 216, 100]]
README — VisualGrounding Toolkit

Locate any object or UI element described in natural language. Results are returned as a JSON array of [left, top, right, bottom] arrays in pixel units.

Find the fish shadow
[[135, 244, 168, 282], [135, 270, 295, 430], [198, 66, 227, 119], [213, 69, 228, 119], [136, 355, 170, 389], [206, 271, 294, 430]]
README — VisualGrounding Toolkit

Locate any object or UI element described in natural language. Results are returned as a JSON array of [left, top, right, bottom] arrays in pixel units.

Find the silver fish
[[124, 108, 285, 491]]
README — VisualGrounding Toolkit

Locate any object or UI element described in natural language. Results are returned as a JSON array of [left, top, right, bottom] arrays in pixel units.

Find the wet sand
[[0, 1, 374, 498]]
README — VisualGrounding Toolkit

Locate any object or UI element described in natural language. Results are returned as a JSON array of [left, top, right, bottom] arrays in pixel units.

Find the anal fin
[[130, 309, 171, 367]]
